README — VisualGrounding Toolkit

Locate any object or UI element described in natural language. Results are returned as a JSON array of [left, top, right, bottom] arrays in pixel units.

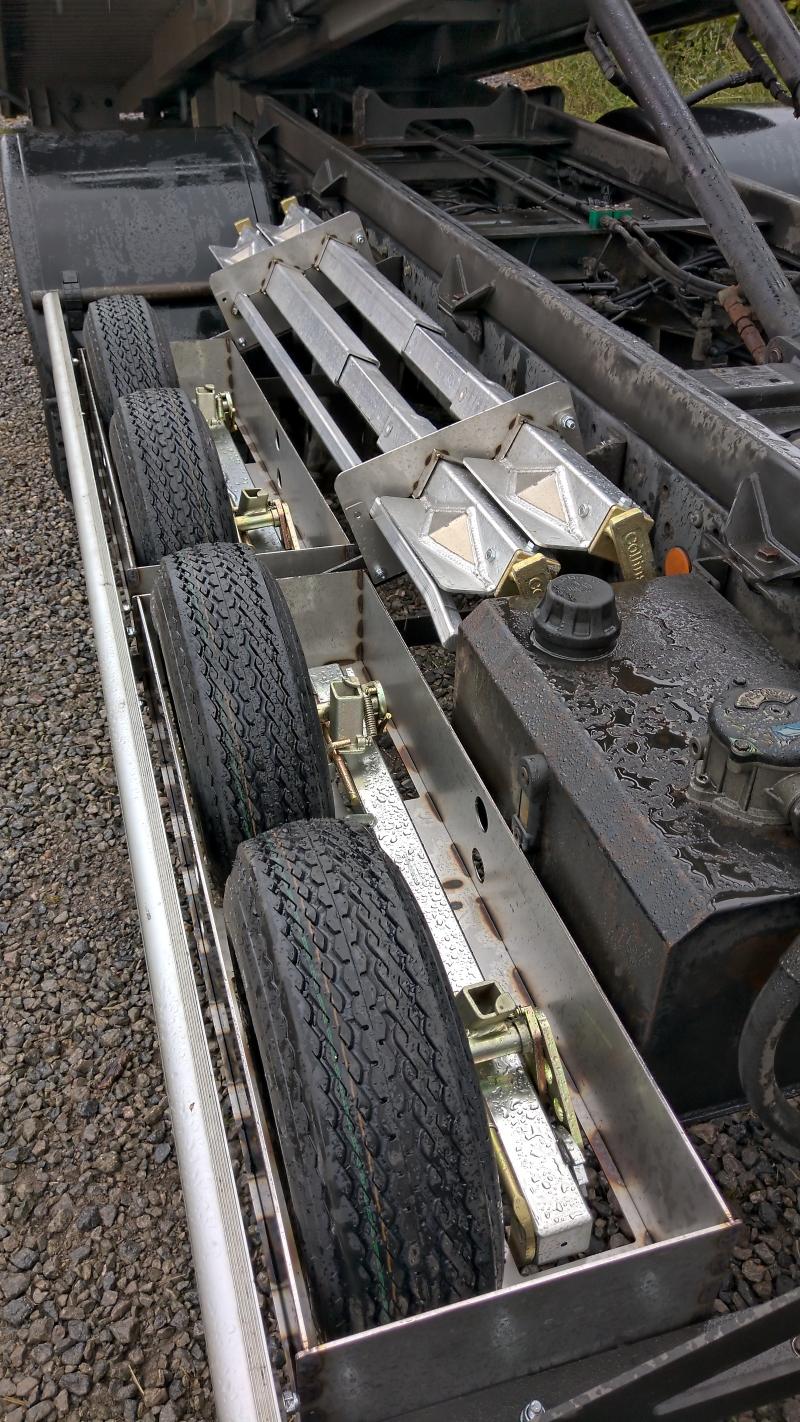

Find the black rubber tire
[[83, 295, 178, 424], [224, 819, 504, 1339], [109, 388, 237, 565], [152, 543, 334, 888]]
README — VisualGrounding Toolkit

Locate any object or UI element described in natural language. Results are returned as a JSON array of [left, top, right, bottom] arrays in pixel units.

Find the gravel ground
[[2, 171, 800, 1422], [0, 191, 214, 1420]]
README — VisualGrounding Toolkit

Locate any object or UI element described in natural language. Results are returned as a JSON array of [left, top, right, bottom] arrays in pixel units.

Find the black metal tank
[[454, 573, 800, 1113]]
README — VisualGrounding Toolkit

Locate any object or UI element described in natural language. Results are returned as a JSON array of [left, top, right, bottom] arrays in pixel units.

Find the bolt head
[[354, 233, 364, 244], [521, 1403, 545, 1421], [578, 503, 590, 519], [236, 336, 247, 347]]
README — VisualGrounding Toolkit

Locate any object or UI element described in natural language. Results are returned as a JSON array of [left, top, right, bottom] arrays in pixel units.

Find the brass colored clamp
[[457, 980, 585, 1265], [457, 980, 582, 1150], [317, 678, 390, 807], [495, 550, 561, 604], [195, 383, 236, 431], [590, 505, 655, 581], [233, 488, 298, 549]]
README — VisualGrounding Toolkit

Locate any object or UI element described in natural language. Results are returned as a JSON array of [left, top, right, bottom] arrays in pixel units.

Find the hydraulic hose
[[739, 934, 800, 1158]]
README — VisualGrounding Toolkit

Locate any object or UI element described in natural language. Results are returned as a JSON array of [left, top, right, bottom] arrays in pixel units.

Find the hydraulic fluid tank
[[454, 574, 800, 1113]]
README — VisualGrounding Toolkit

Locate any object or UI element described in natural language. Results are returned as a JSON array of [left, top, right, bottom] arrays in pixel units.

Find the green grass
[[514, 7, 800, 121]]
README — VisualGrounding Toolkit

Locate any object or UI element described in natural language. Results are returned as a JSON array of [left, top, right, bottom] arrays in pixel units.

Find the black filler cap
[[531, 574, 621, 659]]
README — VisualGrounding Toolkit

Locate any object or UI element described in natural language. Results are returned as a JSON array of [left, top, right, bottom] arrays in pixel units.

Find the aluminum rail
[[42, 291, 279, 1422]]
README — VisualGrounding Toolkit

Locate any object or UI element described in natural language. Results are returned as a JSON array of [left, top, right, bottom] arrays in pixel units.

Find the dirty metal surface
[[454, 574, 800, 1112]]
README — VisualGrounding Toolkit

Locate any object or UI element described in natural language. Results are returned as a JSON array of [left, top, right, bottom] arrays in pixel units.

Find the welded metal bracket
[[336, 385, 640, 595], [210, 210, 371, 345]]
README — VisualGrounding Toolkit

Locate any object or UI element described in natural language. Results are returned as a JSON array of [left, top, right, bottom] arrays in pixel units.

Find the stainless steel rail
[[42, 291, 280, 1422]]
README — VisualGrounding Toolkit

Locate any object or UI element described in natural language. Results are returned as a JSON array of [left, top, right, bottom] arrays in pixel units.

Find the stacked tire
[[88, 297, 503, 1340], [84, 295, 236, 563]]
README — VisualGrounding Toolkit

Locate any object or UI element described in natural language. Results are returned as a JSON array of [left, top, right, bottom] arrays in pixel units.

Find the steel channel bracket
[[311, 666, 592, 1268]]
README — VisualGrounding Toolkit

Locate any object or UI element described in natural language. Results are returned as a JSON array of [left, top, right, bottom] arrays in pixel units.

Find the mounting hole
[[274, 430, 281, 451], [471, 848, 485, 883], [475, 796, 488, 833], [104, 97, 114, 108], [275, 466, 282, 488]]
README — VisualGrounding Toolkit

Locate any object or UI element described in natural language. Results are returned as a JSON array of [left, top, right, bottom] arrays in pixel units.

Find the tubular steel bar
[[41, 291, 279, 1422], [236, 292, 360, 470], [31, 280, 211, 308], [586, 0, 800, 353], [734, 0, 800, 110]]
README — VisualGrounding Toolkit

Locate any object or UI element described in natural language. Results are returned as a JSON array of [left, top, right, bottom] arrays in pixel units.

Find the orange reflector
[[664, 546, 692, 576]]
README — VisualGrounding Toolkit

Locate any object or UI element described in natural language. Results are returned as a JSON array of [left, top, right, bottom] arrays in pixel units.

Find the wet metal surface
[[455, 574, 800, 1110]]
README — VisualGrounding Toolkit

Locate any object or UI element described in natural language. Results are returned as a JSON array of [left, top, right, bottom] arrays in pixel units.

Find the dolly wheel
[[224, 819, 505, 1339], [110, 388, 236, 565], [84, 295, 178, 423], [152, 543, 334, 888]]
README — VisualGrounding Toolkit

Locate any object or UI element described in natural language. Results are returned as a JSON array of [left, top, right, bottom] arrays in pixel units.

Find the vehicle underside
[[6, 2, 800, 1419]]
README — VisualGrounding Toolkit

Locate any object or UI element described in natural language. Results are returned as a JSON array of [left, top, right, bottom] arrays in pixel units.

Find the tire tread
[[225, 819, 504, 1338], [110, 388, 236, 564], [152, 543, 334, 886], [84, 295, 178, 422]]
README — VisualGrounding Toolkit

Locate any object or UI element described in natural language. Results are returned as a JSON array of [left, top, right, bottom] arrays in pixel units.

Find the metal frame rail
[[41, 291, 281, 1422], [41, 285, 800, 1421], [257, 95, 800, 580]]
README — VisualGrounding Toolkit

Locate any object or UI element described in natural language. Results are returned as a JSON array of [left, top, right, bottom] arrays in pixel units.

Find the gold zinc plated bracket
[[233, 488, 299, 548], [195, 382, 236, 431], [590, 505, 656, 580], [457, 980, 591, 1267]]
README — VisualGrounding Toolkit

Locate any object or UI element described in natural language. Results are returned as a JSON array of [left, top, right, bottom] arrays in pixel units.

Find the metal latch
[[457, 980, 591, 1266], [317, 677, 390, 806], [195, 382, 236, 431], [512, 753, 549, 853], [233, 488, 298, 549], [457, 980, 581, 1147]]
